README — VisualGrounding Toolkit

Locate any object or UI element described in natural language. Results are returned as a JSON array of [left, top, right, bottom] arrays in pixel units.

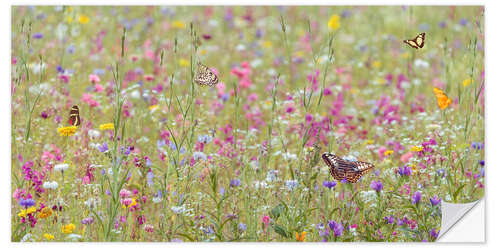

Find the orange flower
[[296, 231, 306, 242], [433, 87, 452, 110]]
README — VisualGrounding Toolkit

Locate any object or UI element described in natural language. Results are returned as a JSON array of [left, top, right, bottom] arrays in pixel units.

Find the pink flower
[[261, 215, 270, 225], [247, 93, 258, 102], [89, 74, 100, 84], [83, 175, 90, 185], [400, 151, 413, 163], [58, 74, 70, 83], [285, 102, 296, 113], [378, 146, 387, 159], [144, 74, 155, 81], [119, 189, 132, 198], [95, 84, 103, 92], [81, 93, 100, 107]]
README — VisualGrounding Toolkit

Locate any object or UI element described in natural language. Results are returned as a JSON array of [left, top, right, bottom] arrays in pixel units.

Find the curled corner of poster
[[437, 198, 485, 242]]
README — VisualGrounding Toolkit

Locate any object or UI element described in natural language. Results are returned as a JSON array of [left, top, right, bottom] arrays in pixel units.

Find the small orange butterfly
[[295, 231, 306, 242]]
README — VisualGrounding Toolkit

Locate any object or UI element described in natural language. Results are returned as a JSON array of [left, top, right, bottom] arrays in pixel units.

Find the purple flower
[[230, 179, 241, 188], [430, 195, 441, 206], [322, 180, 337, 189], [439, 21, 447, 28], [341, 9, 351, 18], [411, 191, 422, 204], [98, 142, 109, 153], [480, 160, 485, 166], [81, 216, 94, 225], [471, 142, 484, 150], [370, 180, 383, 192], [429, 228, 440, 239], [67, 44, 75, 54], [459, 18, 468, 26], [398, 166, 412, 176], [147, 171, 154, 186], [327, 220, 344, 237], [384, 216, 395, 224], [238, 223, 246, 231], [19, 198, 36, 208], [41, 111, 48, 119], [255, 28, 262, 39], [32, 32, 43, 39]]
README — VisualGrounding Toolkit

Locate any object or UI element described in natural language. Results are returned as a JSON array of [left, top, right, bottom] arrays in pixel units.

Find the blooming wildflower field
[[11, 6, 484, 242]]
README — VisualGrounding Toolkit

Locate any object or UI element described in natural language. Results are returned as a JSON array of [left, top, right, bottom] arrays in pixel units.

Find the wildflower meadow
[[11, 6, 484, 242]]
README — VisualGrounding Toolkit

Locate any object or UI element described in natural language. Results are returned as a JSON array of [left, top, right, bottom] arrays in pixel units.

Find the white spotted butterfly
[[194, 62, 219, 86], [322, 153, 375, 183]]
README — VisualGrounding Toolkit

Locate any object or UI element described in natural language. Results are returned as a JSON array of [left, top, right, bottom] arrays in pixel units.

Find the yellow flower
[[384, 150, 394, 156], [198, 49, 207, 55], [78, 14, 89, 24], [38, 207, 53, 219], [372, 61, 382, 69], [328, 15, 341, 30], [66, 16, 73, 23], [171, 20, 186, 29], [263, 40, 272, 48], [123, 198, 137, 209], [179, 59, 190, 67], [17, 209, 27, 218], [99, 123, 114, 131], [43, 233, 55, 241], [364, 139, 374, 145], [462, 78, 472, 87], [57, 126, 77, 136], [410, 164, 418, 172], [296, 231, 306, 242], [149, 105, 159, 112], [61, 223, 76, 234], [400, 52, 410, 59], [410, 146, 423, 152]]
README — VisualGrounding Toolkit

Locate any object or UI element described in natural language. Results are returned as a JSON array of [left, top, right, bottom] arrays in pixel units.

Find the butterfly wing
[[322, 153, 356, 182], [415, 33, 425, 48], [195, 62, 219, 86], [404, 33, 425, 49], [322, 153, 375, 183], [68, 105, 80, 126]]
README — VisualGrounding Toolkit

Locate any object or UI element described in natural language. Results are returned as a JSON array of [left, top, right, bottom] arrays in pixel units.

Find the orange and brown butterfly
[[403, 32, 425, 49], [295, 231, 306, 242], [67, 105, 81, 126], [194, 62, 219, 86], [321, 153, 375, 183]]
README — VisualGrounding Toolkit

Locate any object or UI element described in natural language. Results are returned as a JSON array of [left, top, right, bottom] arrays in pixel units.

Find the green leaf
[[270, 204, 285, 219], [273, 223, 290, 238], [453, 184, 466, 201]]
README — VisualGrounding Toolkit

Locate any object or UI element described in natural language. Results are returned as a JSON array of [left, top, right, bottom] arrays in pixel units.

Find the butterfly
[[67, 105, 81, 126], [295, 231, 306, 242], [403, 33, 425, 49], [321, 153, 375, 183], [194, 62, 219, 86]]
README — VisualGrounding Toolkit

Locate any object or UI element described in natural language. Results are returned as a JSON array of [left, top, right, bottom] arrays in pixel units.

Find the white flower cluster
[[54, 163, 69, 172], [42, 181, 59, 190]]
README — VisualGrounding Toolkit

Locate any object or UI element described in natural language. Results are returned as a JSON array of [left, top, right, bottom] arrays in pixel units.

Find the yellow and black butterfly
[[68, 105, 80, 126], [194, 62, 218, 86], [322, 153, 375, 183], [403, 33, 425, 49]]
